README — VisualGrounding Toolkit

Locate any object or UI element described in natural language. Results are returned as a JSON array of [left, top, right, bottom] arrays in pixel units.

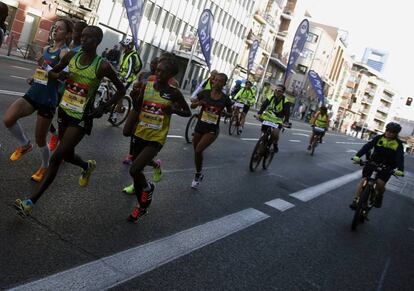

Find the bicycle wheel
[[108, 96, 132, 126], [310, 139, 317, 156], [351, 186, 371, 231], [249, 138, 265, 172], [263, 143, 275, 169], [228, 114, 238, 135], [185, 114, 198, 143]]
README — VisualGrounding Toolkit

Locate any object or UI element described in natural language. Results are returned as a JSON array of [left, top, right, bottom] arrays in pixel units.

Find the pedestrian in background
[[101, 48, 108, 59]]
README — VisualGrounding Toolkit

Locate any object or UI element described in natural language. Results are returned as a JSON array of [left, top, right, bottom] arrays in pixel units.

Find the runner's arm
[[190, 80, 206, 100], [170, 89, 191, 117], [123, 82, 144, 136], [48, 51, 76, 79]]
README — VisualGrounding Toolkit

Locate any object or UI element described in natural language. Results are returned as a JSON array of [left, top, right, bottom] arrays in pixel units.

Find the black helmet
[[385, 122, 401, 134]]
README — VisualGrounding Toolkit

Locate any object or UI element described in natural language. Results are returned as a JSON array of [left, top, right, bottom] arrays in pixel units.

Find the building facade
[[361, 47, 388, 73]]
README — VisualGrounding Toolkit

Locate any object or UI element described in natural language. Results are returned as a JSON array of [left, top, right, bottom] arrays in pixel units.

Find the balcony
[[361, 98, 373, 105], [359, 108, 370, 115], [374, 113, 387, 122], [347, 80, 356, 88], [254, 10, 267, 24], [365, 88, 376, 97], [377, 105, 390, 113], [381, 94, 393, 103]]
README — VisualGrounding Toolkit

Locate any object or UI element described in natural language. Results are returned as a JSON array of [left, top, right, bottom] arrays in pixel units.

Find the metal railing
[[1, 35, 42, 61]]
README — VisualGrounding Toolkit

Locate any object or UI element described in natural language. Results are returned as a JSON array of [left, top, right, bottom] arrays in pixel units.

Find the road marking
[[376, 257, 391, 291], [290, 170, 361, 202], [12, 65, 32, 71], [292, 133, 309, 137], [289, 139, 301, 143], [265, 198, 295, 212], [0, 89, 25, 96], [346, 149, 357, 153], [10, 75, 27, 80], [336, 141, 364, 145], [241, 138, 259, 141], [245, 122, 260, 126], [9, 208, 269, 291], [167, 135, 184, 139]]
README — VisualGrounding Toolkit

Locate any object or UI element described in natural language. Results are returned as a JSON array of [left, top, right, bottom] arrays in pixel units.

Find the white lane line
[[167, 135, 184, 139], [10, 75, 27, 80], [292, 133, 309, 137], [9, 208, 269, 291], [0, 89, 25, 96], [12, 65, 32, 71], [376, 257, 391, 291], [245, 122, 261, 126], [241, 138, 259, 141], [336, 141, 364, 145], [289, 139, 301, 143], [290, 170, 361, 202], [265, 198, 295, 212], [346, 149, 357, 153]]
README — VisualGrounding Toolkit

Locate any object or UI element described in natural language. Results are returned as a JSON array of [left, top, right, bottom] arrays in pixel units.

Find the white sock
[[8, 122, 30, 146], [39, 146, 50, 168]]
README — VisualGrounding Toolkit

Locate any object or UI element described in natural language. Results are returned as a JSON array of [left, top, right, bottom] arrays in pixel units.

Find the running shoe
[[122, 184, 135, 194], [10, 143, 33, 161], [123, 154, 133, 165], [14, 199, 33, 217], [31, 167, 47, 182], [48, 134, 59, 151], [79, 160, 97, 187], [153, 159, 162, 183], [128, 206, 148, 223], [191, 174, 204, 189]]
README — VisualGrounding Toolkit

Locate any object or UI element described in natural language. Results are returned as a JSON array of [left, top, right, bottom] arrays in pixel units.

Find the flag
[[124, 0, 144, 51], [308, 69, 325, 105], [197, 9, 214, 70], [248, 39, 259, 73], [283, 19, 309, 84]]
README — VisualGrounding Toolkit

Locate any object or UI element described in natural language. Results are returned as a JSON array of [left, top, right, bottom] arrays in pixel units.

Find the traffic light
[[406, 97, 412, 106]]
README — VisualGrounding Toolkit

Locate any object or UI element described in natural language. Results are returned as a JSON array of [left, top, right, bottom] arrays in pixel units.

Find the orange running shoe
[[31, 167, 47, 182], [48, 134, 59, 151], [10, 143, 33, 161]]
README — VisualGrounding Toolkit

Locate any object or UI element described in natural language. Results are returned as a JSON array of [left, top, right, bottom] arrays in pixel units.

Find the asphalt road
[[1, 57, 413, 291]]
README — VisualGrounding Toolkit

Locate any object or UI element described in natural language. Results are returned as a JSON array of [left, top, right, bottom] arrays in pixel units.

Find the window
[[296, 64, 308, 74], [161, 11, 168, 27], [213, 43, 218, 55], [218, 9, 223, 24], [166, 15, 173, 30], [230, 18, 235, 32], [222, 13, 227, 25], [217, 44, 222, 57], [175, 19, 182, 34], [152, 6, 160, 22], [301, 48, 314, 59], [145, 3, 154, 19], [198, 0, 204, 9], [307, 32, 319, 43]]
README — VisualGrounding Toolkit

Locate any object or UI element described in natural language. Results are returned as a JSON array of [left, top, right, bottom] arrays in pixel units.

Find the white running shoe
[[191, 174, 204, 189]]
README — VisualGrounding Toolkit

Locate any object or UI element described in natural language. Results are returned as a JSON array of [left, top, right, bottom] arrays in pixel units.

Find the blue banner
[[283, 19, 309, 84], [197, 9, 214, 70], [124, 0, 144, 51], [308, 69, 325, 105], [248, 39, 259, 73]]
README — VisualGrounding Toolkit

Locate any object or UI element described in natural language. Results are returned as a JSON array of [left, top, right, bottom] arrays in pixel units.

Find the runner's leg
[[193, 132, 217, 173], [3, 98, 35, 145]]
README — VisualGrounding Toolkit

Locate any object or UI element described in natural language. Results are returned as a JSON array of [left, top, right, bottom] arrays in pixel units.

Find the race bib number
[[234, 102, 245, 109], [138, 101, 166, 130], [313, 126, 325, 133], [201, 111, 219, 124], [60, 80, 89, 113], [33, 68, 48, 85], [262, 120, 279, 128]]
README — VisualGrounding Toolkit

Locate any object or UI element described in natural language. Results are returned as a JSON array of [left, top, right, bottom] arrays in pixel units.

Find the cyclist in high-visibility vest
[[110, 38, 142, 124], [307, 105, 329, 150]]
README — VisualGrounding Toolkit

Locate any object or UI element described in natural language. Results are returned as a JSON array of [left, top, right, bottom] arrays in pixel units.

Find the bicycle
[[228, 101, 245, 136], [309, 126, 326, 156], [93, 78, 132, 126], [249, 115, 289, 172], [185, 113, 199, 144], [350, 160, 397, 231]]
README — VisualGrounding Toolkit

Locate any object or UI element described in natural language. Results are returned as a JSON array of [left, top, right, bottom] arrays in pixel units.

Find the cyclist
[[232, 80, 256, 134], [3, 19, 73, 182], [230, 80, 242, 98], [14, 26, 126, 216], [190, 70, 218, 101], [110, 38, 142, 124], [123, 53, 191, 222], [307, 105, 329, 150], [256, 84, 290, 153], [350, 122, 405, 209], [190, 73, 232, 189]]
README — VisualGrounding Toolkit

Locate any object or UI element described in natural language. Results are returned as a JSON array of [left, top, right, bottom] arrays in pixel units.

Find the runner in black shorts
[[190, 73, 232, 189]]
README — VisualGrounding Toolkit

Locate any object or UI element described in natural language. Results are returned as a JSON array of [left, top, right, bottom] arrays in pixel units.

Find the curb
[[0, 54, 37, 65]]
